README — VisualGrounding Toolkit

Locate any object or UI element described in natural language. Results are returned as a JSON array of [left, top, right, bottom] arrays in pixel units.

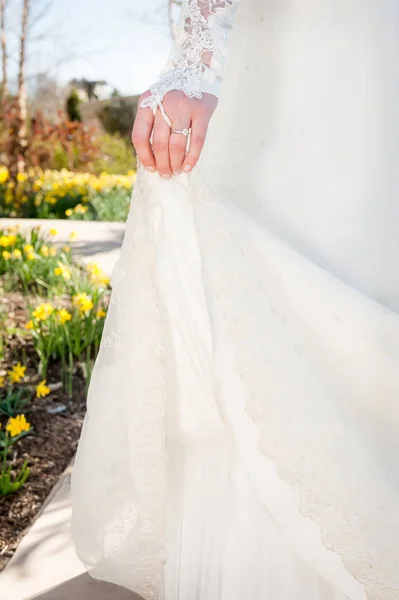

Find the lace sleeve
[[140, 0, 239, 112]]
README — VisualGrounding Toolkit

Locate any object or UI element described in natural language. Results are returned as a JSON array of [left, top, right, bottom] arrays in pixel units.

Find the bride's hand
[[132, 90, 218, 178]]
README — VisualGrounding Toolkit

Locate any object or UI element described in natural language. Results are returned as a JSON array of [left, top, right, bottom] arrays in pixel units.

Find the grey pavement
[[0, 218, 126, 277], [0, 219, 138, 600]]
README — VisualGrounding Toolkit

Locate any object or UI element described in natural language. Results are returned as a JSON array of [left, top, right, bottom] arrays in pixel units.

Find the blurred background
[[0, 2, 182, 598], [0, 0, 181, 222]]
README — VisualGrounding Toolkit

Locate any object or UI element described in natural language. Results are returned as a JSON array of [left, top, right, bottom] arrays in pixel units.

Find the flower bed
[[0, 166, 136, 222], [0, 224, 111, 569]]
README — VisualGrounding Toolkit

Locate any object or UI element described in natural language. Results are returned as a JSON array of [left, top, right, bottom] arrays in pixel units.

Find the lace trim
[[141, 0, 236, 111], [72, 167, 169, 600]]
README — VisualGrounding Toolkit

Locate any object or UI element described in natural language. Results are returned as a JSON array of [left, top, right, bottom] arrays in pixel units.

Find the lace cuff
[[140, 0, 238, 112]]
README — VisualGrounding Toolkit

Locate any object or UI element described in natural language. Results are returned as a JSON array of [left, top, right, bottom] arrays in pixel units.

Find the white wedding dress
[[71, 1, 399, 599]]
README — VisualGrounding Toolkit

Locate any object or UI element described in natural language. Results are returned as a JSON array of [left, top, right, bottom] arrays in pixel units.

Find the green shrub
[[66, 90, 82, 122], [93, 133, 136, 175], [97, 97, 138, 139], [90, 189, 131, 222]]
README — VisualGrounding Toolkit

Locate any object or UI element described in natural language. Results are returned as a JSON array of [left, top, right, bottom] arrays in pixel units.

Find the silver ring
[[171, 128, 190, 136]]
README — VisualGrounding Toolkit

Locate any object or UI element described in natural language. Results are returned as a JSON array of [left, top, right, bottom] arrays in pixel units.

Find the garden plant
[[0, 166, 135, 222], [0, 224, 111, 568]]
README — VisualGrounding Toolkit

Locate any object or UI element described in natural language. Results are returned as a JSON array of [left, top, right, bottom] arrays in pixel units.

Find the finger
[[153, 108, 172, 178], [182, 116, 208, 174], [169, 120, 191, 175], [132, 99, 156, 172]]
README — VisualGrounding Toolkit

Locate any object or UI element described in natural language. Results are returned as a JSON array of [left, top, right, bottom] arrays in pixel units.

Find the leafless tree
[[0, 0, 8, 98], [10, 0, 60, 172], [15, 0, 30, 172], [168, 0, 182, 38]]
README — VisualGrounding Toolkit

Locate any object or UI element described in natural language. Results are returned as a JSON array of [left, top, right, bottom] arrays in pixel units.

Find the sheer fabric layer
[[71, 174, 169, 600]]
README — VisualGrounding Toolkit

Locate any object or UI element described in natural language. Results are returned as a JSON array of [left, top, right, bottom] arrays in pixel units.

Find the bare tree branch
[[27, 0, 56, 33], [119, 2, 170, 37], [168, 0, 182, 39], [0, 0, 8, 97], [15, 0, 30, 174], [18, 0, 29, 99]]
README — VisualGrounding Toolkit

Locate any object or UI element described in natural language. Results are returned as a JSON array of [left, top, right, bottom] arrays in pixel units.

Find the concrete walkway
[[0, 219, 139, 600], [0, 218, 126, 276]]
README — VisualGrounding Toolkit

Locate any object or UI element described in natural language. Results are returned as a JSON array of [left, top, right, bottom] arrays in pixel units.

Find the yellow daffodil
[[54, 261, 72, 280], [2, 250, 11, 260], [92, 273, 110, 287], [49, 228, 58, 236], [49, 247, 57, 257], [26, 252, 37, 261], [32, 303, 54, 321], [12, 249, 22, 259], [17, 172, 27, 182], [69, 231, 77, 241], [40, 245, 49, 257], [0, 234, 16, 247], [6, 414, 31, 437], [87, 263, 110, 287], [65, 209, 73, 217], [0, 166, 9, 184], [7, 362, 27, 384], [57, 308, 72, 325], [74, 204, 87, 214], [0, 375, 5, 388], [73, 292, 94, 316], [96, 308, 106, 318], [36, 379, 51, 398], [86, 262, 101, 276], [62, 245, 71, 253], [23, 244, 34, 254], [25, 320, 34, 330]]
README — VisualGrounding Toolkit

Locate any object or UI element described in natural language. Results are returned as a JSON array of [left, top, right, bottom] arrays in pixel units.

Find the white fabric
[[72, 1, 399, 599]]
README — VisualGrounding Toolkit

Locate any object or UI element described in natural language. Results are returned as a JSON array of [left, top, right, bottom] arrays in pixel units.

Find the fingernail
[[161, 174, 171, 179], [173, 170, 181, 175], [183, 165, 192, 173], [146, 166, 156, 172]]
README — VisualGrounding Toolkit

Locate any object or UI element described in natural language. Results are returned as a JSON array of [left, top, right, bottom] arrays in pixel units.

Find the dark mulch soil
[[0, 291, 87, 571]]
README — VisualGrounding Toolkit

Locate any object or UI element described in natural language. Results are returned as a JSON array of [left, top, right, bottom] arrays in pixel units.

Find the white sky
[[6, 0, 173, 96]]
